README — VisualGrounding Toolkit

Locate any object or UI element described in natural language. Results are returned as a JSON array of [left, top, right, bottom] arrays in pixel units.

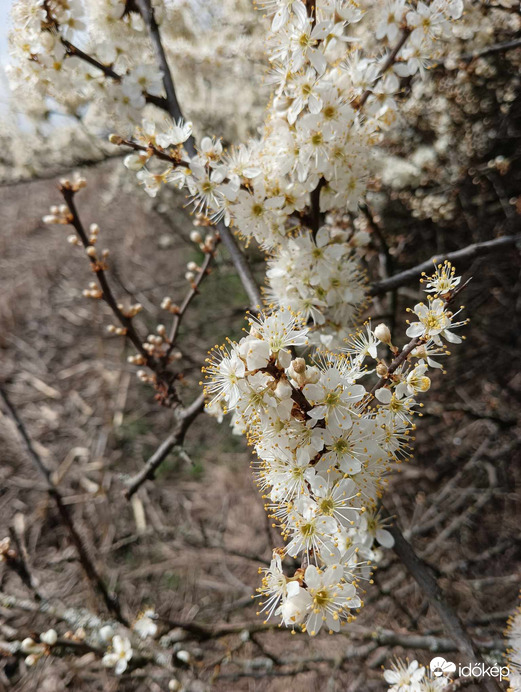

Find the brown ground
[[0, 154, 520, 692]]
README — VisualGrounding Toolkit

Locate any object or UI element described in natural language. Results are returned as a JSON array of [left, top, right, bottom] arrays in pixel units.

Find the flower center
[[324, 390, 341, 407], [313, 589, 331, 608], [320, 497, 335, 515], [301, 522, 315, 537]]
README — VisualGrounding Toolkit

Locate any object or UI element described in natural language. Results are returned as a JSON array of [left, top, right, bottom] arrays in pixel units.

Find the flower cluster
[[97, 0, 465, 346], [18, 607, 162, 675], [203, 263, 466, 634], [383, 658, 450, 691]]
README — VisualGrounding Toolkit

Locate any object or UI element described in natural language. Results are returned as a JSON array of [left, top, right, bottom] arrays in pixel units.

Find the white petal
[[406, 322, 425, 338], [304, 564, 321, 589], [375, 388, 392, 404], [376, 528, 394, 548]]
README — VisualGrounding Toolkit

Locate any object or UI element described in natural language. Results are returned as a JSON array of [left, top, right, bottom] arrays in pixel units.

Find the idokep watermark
[[430, 656, 510, 682]]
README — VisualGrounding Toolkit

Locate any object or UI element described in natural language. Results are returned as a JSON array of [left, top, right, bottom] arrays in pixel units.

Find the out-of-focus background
[[0, 2, 521, 691]]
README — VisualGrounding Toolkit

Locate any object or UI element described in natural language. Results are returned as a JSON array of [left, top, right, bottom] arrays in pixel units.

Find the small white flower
[[383, 658, 425, 691], [133, 610, 158, 639], [102, 635, 133, 675]]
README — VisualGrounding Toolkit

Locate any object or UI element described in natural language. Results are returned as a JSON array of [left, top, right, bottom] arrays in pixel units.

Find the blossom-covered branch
[[203, 262, 468, 634]]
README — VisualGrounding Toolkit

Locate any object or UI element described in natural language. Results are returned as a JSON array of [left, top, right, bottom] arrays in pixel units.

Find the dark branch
[[383, 509, 503, 692], [61, 38, 168, 111], [355, 31, 410, 109], [60, 183, 182, 407], [135, 0, 197, 157], [370, 234, 521, 296]]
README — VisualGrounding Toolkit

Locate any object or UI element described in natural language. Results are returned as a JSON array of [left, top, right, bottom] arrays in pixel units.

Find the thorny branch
[[0, 386, 127, 625], [131, 0, 263, 310]]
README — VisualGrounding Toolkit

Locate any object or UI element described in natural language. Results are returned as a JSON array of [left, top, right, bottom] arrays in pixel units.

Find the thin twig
[[60, 38, 168, 111], [60, 186, 150, 363], [370, 234, 521, 296], [124, 392, 205, 499], [0, 385, 128, 625], [356, 31, 410, 109], [164, 238, 219, 361], [60, 183, 182, 407]]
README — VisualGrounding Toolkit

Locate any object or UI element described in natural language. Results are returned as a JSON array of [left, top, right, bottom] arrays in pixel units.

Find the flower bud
[[291, 358, 306, 374], [190, 230, 202, 244], [21, 638, 36, 653], [304, 366, 320, 384], [40, 629, 57, 646], [376, 362, 388, 377], [176, 650, 191, 664], [374, 323, 392, 345], [169, 680, 182, 691], [187, 261, 198, 272], [25, 654, 39, 667]]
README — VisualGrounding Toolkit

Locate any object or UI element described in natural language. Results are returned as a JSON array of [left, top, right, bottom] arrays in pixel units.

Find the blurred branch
[[0, 153, 125, 189], [370, 234, 521, 296], [0, 385, 127, 625], [124, 392, 205, 499], [454, 37, 521, 64]]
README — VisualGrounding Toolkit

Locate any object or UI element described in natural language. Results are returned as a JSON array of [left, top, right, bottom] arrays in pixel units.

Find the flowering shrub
[[2, 0, 520, 689]]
